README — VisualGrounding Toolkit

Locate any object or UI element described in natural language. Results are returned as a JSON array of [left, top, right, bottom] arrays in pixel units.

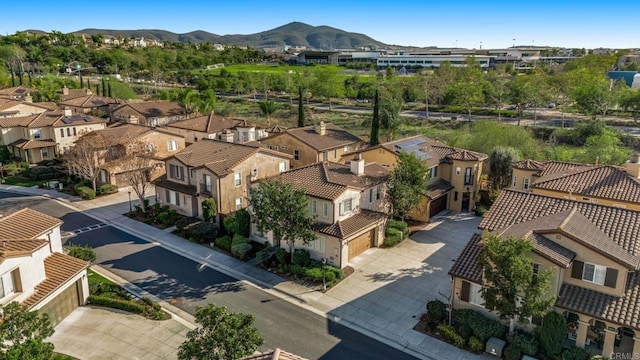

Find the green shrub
[[188, 221, 216, 238], [384, 228, 403, 247], [231, 242, 252, 260], [98, 183, 118, 195], [474, 206, 486, 216], [175, 217, 200, 231], [387, 219, 408, 235], [223, 216, 239, 235], [89, 281, 129, 299], [540, 311, 567, 359], [503, 345, 522, 360], [289, 264, 306, 278], [167, 209, 179, 223], [235, 209, 251, 237], [157, 211, 169, 224], [455, 323, 473, 340], [303, 267, 324, 282], [436, 324, 465, 348], [468, 336, 484, 353], [507, 330, 538, 357], [214, 235, 232, 252], [560, 347, 589, 360], [65, 244, 96, 262], [426, 300, 447, 328], [87, 295, 146, 314], [232, 233, 249, 245], [75, 185, 96, 200], [275, 248, 288, 265], [292, 249, 311, 267], [325, 266, 344, 286], [454, 309, 507, 342]]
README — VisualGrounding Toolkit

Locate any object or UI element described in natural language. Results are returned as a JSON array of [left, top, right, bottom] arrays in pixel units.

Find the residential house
[[260, 122, 362, 169], [511, 157, 640, 211], [85, 123, 185, 186], [111, 101, 187, 127], [255, 158, 389, 268], [0, 86, 35, 101], [343, 135, 487, 222], [165, 113, 267, 145], [0, 97, 58, 118], [58, 92, 122, 117], [153, 139, 291, 219], [0, 109, 107, 163], [449, 189, 640, 357], [0, 208, 89, 326]]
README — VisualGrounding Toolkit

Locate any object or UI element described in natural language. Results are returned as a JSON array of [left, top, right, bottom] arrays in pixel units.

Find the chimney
[[626, 153, 640, 179], [64, 108, 72, 117], [350, 153, 365, 176], [315, 121, 326, 135], [62, 86, 69, 95]]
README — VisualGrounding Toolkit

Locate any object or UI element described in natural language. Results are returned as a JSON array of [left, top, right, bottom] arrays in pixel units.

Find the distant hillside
[[73, 22, 388, 49]]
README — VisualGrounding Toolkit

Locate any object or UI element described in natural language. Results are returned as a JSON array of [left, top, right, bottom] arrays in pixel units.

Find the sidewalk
[[0, 184, 490, 360]]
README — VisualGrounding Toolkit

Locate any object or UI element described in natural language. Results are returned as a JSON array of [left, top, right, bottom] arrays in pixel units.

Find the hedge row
[[88, 295, 146, 314]]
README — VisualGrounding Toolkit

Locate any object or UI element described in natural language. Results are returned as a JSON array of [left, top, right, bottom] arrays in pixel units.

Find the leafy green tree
[[620, 89, 640, 121], [258, 99, 278, 125], [488, 147, 519, 189], [249, 180, 316, 262], [580, 128, 632, 165], [388, 152, 429, 220], [178, 304, 263, 360], [506, 75, 535, 126], [0, 302, 55, 359], [477, 233, 556, 335], [446, 60, 487, 121], [457, 121, 540, 160], [65, 244, 96, 262], [370, 88, 380, 146], [540, 311, 566, 359], [568, 69, 615, 120], [379, 88, 403, 141], [201, 198, 217, 223], [313, 67, 342, 110], [297, 85, 305, 127]]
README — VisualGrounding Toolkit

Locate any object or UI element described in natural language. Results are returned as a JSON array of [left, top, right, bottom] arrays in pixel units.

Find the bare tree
[[115, 140, 156, 210], [63, 134, 107, 191]]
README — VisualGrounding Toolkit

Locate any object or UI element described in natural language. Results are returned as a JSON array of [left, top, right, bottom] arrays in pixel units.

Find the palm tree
[[198, 89, 217, 115], [258, 100, 278, 126]]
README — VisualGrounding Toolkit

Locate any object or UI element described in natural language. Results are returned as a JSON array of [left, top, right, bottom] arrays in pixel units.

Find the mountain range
[[72, 22, 390, 49]]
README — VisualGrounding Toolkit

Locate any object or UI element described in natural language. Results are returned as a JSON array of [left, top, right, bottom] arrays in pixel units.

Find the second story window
[[429, 166, 438, 179], [369, 188, 373, 203], [33, 128, 41, 139], [169, 164, 184, 180], [60, 128, 65, 138], [234, 173, 242, 186], [344, 145, 349, 153], [323, 151, 328, 161], [582, 262, 606, 285], [0, 269, 18, 300], [167, 140, 178, 151], [312, 200, 317, 215], [376, 185, 381, 200], [339, 198, 355, 216], [202, 174, 212, 193], [464, 167, 473, 185], [523, 178, 530, 190], [323, 203, 328, 217], [294, 149, 300, 161], [512, 175, 517, 188], [279, 162, 287, 173], [67, 128, 71, 137], [235, 197, 243, 210]]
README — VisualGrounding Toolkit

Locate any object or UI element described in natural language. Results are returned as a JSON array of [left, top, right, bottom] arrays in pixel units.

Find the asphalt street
[[1, 191, 417, 360]]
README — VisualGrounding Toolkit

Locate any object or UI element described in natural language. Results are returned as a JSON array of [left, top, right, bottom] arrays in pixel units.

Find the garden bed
[[126, 201, 185, 230]]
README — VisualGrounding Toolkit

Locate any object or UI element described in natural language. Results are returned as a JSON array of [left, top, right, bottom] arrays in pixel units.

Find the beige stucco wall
[[531, 188, 640, 211], [0, 103, 49, 118], [446, 160, 483, 212], [54, 123, 107, 153], [343, 147, 398, 168], [156, 187, 196, 217], [261, 133, 360, 168], [511, 168, 538, 192]]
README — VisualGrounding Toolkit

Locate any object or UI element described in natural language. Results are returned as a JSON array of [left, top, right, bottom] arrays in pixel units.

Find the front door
[[462, 192, 470, 212]]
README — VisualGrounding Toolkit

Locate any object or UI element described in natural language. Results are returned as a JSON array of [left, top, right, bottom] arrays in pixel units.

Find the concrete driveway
[[304, 212, 483, 358], [48, 306, 189, 360]]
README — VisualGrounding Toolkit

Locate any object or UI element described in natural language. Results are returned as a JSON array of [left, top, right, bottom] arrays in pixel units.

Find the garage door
[[429, 194, 448, 218], [348, 229, 374, 260], [39, 281, 81, 327]]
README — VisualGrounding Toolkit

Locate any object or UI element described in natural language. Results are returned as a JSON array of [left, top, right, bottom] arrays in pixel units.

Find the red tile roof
[[315, 209, 387, 239], [0, 208, 62, 239], [270, 123, 362, 151], [167, 113, 259, 133]]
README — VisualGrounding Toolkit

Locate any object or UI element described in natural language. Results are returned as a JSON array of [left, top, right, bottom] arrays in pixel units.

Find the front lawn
[[1, 175, 43, 187]]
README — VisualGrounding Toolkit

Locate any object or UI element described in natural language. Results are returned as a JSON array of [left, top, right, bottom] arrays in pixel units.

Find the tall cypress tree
[[86, 79, 90, 90], [101, 78, 106, 96], [369, 89, 380, 146], [108, 82, 112, 97], [297, 85, 305, 127], [79, 73, 83, 89], [95, 84, 100, 96]]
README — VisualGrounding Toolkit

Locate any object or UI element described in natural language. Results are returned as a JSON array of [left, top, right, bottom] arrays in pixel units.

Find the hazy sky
[[2, 0, 638, 49]]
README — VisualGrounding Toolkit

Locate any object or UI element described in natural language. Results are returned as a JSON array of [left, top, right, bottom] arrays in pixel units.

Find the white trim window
[[339, 198, 355, 216], [234, 173, 242, 186], [41, 148, 49, 158], [343, 145, 349, 153], [311, 200, 317, 215], [0, 271, 16, 300], [469, 282, 483, 307], [303, 236, 326, 253], [323, 203, 328, 218], [583, 262, 606, 285], [294, 149, 300, 161], [235, 197, 243, 210], [167, 139, 177, 151], [278, 161, 287, 173], [167, 190, 178, 205], [32, 128, 41, 139]]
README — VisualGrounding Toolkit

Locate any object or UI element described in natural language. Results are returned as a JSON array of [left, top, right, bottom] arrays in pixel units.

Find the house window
[[323, 203, 328, 217], [167, 140, 178, 151], [376, 185, 381, 200], [202, 174, 212, 193], [242, 132, 249, 142], [523, 178, 530, 190], [169, 164, 184, 180], [33, 128, 41, 139], [339, 198, 355, 216], [41, 148, 49, 158], [456, 166, 461, 175], [369, 188, 374, 203], [166, 189, 179, 205], [67, 128, 71, 136], [312, 200, 317, 215], [454, 191, 459, 201], [294, 149, 300, 161], [344, 145, 349, 153], [469, 282, 483, 306], [334, 149, 337, 158], [533, 263, 540, 277], [235, 197, 243, 210], [303, 236, 326, 253], [190, 168, 195, 179], [512, 175, 517, 188], [0, 270, 17, 300], [60, 128, 65, 137], [464, 167, 473, 185], [73, 127, 77, 136], [430, 166, 438, 179], [234, 173, 242, 186], [278, 162, 287, 173], [583, 263, 606, 285], [323, 150, 329, 161]]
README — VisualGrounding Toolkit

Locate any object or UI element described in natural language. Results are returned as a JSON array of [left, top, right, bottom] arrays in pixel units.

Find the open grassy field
[[197, 64, 344, 75]]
